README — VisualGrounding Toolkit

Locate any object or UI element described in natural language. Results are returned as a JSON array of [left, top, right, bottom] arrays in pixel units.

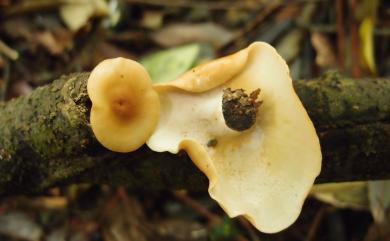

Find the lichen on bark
[[294, 71, 390, 129], [0, 73, 96, 194]]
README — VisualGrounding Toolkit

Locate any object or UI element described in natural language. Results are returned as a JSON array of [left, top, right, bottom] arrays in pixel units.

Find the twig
[[348, 0, 362, 78], [305, 24, 389, 36], [335, 0, 345, 71], [219, 3, 280, 54], [173, 190, 221, 224], [304, 205, 328, 241], [305, 24, 336, 33], [1, 0, 65, 17], [116, 187, 151, 234], [0, 40, 18, 60], [105, 187, 155, 238], [375, 28, 390, 36], [126, 0, 262, 10], [0, 40, 14, 101], [237, 217, 261, 241], [0, 57, 10, 101], [127, 0, 329, 10], [172, 191, 251, 241]]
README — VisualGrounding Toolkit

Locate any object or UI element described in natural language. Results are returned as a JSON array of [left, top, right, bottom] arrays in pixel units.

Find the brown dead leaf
[[0, 0, 10, 6], [311, 32, 337, 68], [0, 212, 43, 241], [9, 80, 33, 98], [30, 197, 68, 210], [73, 40, 136, 70], [364, 222, 390, 241], [35, 31, 69, 55], [274, 4, 301, 22], [1, 18, 34, 40], [60, 0, 108, 32], [1, 18, 73, 55], [47, 228, 66, 241], [152, 23, 234, 48], [154, 219, 207, 241], [276, 29, 303, 62], [68, 217, 100, 239], [101, 190, 150, 241], [0, 39, 18, 60], [141, 10, 164, 29]]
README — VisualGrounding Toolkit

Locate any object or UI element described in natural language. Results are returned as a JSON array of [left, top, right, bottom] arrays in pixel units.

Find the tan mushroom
[[147, 42, 322, 233], [88, 57, 160, 153]]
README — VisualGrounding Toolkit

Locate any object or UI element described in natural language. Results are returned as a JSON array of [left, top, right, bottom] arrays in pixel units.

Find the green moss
[[295, 74, 390, 128], [0, 70, 389, 194]]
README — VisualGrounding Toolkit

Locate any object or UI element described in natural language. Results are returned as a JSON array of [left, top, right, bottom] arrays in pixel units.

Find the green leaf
[[359, 17, 377, 75], [311, 182, 369, 210], [141, 44, 199, 84], [141, 44, 214, 84], [209, 217, 238, 241]]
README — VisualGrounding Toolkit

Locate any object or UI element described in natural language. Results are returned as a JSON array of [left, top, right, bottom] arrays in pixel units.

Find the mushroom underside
[[147, 42, 321, 233]]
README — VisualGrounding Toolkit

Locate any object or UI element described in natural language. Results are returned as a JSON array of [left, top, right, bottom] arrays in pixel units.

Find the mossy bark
[[0, 72, 389, 195]]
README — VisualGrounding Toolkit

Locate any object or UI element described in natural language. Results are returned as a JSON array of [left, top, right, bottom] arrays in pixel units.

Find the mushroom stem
[[222, 88, 262, 131]]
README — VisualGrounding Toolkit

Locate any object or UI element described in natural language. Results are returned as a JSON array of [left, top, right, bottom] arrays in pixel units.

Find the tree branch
[[0, 72, 389, 195]]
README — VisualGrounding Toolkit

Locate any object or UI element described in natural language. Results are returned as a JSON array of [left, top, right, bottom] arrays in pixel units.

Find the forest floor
[[0, 0, 390, 240]]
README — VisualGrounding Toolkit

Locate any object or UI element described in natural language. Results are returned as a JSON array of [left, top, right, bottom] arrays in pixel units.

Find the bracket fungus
[[147, 42, 322, 233], [87, 57, 159, 152]]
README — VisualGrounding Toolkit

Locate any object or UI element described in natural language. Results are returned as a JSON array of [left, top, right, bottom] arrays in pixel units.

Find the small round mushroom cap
[[147, 42, 322, 233], [88, 57, 160, 152]]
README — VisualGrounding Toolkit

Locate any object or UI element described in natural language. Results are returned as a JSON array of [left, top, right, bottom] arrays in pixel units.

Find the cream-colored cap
[[88, 57, 160, 153], [147, 42, 322, 233]]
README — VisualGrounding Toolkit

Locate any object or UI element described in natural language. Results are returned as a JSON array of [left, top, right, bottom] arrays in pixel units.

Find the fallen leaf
[[101, 190, 150, 241], [311, 32, 337, 68], [152, 23, 235, 48], [0, 212, 43, 241], [30, 197, 68, 210], [0, 39, 18, 60], [311, 182, 369, 210], [274, 4, 301, 22], [35, 31, 68, 55], [140, 10, 164, 29], [141, 44, 214, 84], [359, 17, 377, 74], [364, 222, 390, 241], [209, 217, 238, 241], [60, 0, 108, 32], [47, 228, 66, 241], [0, 0, 10, 6], [368, 180, 390, 224], [9, 80, 33, 98], [154, 219, 207, 241], [1, 18, 36, 47], [1, 18, 73, 55], [73, 40, 136, 70], [276, 29, 303, 62]]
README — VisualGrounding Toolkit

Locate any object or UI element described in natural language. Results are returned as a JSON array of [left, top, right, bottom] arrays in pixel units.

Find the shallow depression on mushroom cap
[[88, 57, 160, 153]]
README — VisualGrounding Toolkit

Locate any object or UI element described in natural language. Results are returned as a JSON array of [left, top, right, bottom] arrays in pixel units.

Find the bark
[[0, 71, 389, 195]]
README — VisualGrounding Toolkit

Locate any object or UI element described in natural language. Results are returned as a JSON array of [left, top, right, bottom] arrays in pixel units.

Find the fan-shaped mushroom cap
[[88, 57, 160, 152], [147, 42, 322, 233]]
